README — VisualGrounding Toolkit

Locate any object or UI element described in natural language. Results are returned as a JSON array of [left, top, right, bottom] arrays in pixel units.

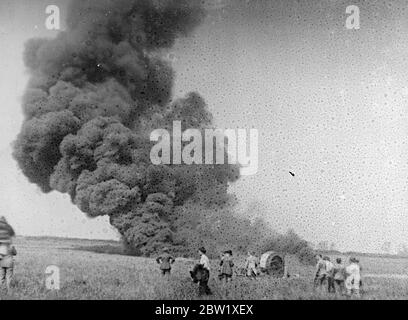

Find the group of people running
[[156, 247, 260, 296], [314, 254, 362, 298]]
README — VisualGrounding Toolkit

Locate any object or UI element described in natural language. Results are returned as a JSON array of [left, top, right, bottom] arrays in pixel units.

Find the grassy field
[[0, 236, 408, 300]]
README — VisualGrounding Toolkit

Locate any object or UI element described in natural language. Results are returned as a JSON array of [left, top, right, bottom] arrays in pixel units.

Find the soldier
[[0, 216, 16, 291], [324, 256, 335, 293], [345, 257, 361, 298], [333, 258, 346, 295], [156, 247, 175, 276], [245, 251, 259, 279], [314, 254, 327, 290], [197, 247, 212, 296], [219, 250, 234, 284]]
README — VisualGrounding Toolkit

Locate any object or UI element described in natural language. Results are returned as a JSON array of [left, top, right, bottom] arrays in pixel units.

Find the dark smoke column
[[13, 0, 239, 255]]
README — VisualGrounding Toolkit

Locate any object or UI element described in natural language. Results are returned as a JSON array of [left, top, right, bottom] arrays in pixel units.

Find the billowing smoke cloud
[[13, 0, 240, 255]]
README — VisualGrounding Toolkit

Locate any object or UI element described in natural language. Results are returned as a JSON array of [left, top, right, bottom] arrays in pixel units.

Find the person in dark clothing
[[219, 250, 234, 283], [156, 247, 175, 276], [333, 257, 346, 295], [190, 263, 212, 296], [197, 247, 212, 296], [218, 250, 233, 298]]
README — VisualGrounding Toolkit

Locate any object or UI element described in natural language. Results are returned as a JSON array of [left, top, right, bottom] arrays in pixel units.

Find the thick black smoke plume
[[13, 0, 240, 255]]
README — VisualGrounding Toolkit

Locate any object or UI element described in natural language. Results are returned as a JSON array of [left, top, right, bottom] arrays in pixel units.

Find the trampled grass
[[1, 237, 408, 300]]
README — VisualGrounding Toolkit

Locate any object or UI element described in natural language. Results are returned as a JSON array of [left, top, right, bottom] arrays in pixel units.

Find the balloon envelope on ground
[[259, 251, 286, 277]]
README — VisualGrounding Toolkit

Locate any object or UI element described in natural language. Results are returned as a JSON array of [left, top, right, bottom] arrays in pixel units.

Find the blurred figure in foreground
[[0, 216, 17, 291]]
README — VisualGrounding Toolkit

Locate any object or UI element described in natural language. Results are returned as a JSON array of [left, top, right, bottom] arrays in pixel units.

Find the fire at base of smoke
[[150, 121, 258, 176]]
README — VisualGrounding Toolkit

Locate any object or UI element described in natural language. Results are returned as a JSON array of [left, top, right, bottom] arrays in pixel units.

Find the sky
[[1, 0, 408, 253]]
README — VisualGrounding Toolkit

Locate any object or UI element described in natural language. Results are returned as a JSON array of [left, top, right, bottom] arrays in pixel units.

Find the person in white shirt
[[345, 257, 361, 298], [198, 247, 212, 295], [324, 256, 335, 293], [199, 249, 210, 271], [314, 254, 327, 290], [245, 252, 259, 278]]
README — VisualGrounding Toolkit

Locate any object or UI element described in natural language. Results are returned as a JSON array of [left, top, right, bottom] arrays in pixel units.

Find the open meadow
[[1, 237, 408, 300]]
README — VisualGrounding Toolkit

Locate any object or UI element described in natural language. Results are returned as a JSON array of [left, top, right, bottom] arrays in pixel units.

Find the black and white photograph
[[0, 0, 408, 305]]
